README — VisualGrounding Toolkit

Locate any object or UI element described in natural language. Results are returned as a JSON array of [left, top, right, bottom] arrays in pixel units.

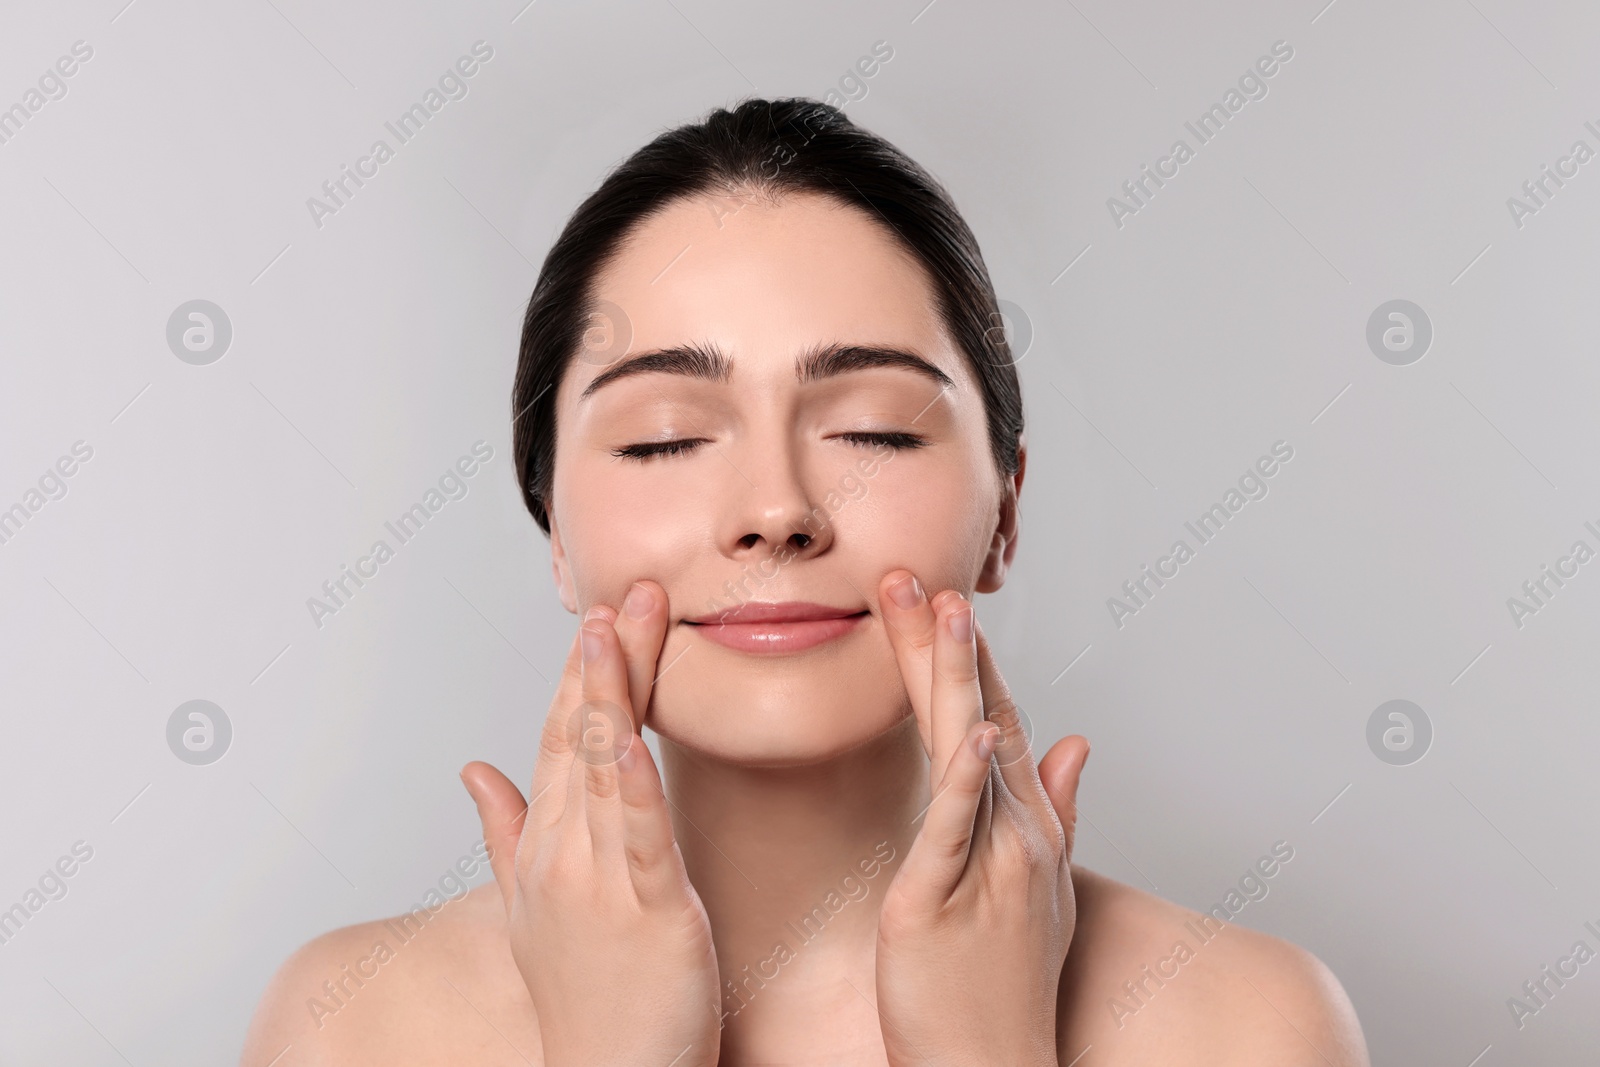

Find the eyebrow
[[578, 340, 955, 401]]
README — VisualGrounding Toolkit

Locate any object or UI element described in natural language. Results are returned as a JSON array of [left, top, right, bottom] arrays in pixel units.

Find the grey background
[[1, 0, 1596, 1063]]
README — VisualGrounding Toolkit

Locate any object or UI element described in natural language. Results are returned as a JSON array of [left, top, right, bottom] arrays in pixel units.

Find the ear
[[975, 433, 1025, 594], [548, 511, 578, 614]]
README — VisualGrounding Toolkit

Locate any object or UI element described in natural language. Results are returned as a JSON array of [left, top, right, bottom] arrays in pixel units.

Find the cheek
[[563, 504, 700, 609], [847, 457, 996, 587], [553, 452, 704, 607]]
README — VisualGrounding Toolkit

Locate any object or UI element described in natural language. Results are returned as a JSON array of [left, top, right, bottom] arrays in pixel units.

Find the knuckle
[[992, 820, 1034, 869], [535, 836, 591, 893], [536, 737, 570, 771], [992, 803, 1059, 872], [623, 841, 665, 878], [621, 778, 661, 818], [537, 716, 577, 763], [944, 644, 979, 676], [877, 886, 922, 941], [1044, 816, 1068, 864], [933, 828, 972, 864], [584, 763, 620, 800], [986, 699, 1027, 742]]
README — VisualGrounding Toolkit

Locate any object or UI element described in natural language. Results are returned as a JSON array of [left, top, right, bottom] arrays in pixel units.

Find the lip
[[684, 601, 869, 654]]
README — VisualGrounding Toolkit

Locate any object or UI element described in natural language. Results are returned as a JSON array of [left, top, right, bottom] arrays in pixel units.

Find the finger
[[612, 580, 670, 732], [577, 611, 636, 869], [899, 721, 998, 901], [614, 732, 688, 905], [527, 628, 587, 831], [929, 592, 984, 789], [459, 760, 528, 913], [1038, 734, 1091, 858], [877, 569, 938, 756], [973, 622, 1050, 813]]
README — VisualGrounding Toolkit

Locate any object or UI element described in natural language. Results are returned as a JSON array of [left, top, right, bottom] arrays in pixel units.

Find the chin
[[644, 623, 910, 766]]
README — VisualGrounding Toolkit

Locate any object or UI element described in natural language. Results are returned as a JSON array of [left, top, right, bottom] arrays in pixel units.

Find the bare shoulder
[[1057, 864, 1370, 1067], [238, 883, 541, 1067]]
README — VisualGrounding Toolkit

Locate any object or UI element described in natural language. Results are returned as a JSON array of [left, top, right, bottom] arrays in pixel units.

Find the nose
[[718, 454, 834, 564]]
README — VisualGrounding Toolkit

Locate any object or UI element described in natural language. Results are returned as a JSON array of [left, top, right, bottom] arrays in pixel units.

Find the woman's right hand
[[460, 580, 722, 1067]]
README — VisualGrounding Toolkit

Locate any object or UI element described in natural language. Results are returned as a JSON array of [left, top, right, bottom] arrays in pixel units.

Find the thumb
[[1038, 736, 1089, 857], [460, 760, 526, 913]]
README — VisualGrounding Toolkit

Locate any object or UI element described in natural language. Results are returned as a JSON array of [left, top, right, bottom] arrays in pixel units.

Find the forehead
[[567, 191, 967, 393]]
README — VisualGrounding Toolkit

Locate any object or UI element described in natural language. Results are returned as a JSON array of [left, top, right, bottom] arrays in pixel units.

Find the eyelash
[[611, 431, 926, 462]]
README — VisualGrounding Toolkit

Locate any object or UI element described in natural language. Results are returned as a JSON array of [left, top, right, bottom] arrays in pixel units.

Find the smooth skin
[[447, 572, 1084, 1066], [240, 191, 1370, 1066], [872, 581, 1080, 1067], [466, 595, 721, 1066]]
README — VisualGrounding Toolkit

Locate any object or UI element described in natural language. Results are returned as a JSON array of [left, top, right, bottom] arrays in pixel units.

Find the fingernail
[[949, 605, 974, 643], [974, 725, 999, 760], [585, 605, 610, 623], [888, 574, 923, 610], [617, 735, 638, 770], [581, 626, 603, 661], [624, 583, 652, 619]]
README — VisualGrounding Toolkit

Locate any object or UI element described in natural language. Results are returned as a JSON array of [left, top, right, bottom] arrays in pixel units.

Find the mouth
[[683, 602, 871, 654]]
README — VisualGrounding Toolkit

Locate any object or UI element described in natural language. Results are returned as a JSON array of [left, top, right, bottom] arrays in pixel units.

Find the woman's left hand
[[872, 570, 1091, 1067]]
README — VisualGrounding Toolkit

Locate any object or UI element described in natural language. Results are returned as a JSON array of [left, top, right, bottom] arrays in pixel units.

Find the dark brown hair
[[511, 96, 1022, 534]]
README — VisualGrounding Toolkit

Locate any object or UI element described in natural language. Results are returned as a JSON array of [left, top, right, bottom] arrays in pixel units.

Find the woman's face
[[547, 190, 1020, 764]]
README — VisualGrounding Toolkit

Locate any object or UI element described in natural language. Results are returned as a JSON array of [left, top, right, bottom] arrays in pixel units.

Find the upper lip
[[685, 601, 868, 625]]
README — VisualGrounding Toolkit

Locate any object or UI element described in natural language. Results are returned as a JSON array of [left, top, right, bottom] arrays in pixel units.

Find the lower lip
[[688, 613, 868, 654]]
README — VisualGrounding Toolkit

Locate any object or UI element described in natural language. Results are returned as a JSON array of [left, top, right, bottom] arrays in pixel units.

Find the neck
[[658, 714, 929, 1059]]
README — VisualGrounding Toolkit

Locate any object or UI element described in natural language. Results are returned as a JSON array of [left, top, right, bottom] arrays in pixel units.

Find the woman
[[242, 98, 1369, 1065]]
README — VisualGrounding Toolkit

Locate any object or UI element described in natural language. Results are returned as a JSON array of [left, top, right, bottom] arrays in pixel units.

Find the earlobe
[[549, 514, 578, 613], [975, 535, 1009, 593], [975, 519, 1017, 593], [975, 438, 1025, 594]]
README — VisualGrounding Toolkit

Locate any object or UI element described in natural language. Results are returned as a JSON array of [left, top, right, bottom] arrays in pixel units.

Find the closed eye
[[837, 431, 926, 450], [612, 438, 707, 461], [612, 430, 926, 462]]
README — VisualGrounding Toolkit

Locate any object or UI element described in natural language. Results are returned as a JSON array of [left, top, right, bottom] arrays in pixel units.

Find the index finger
[[523, 626, 588, 832], [974, 622, 1050, 814], [610, 580, 670, 732], [928, 592, 985, 790], [877, 569, 937, 756]]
